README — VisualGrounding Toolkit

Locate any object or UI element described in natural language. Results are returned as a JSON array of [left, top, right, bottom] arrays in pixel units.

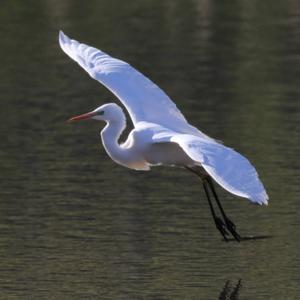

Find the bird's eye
[[98, 111, 104, 115]]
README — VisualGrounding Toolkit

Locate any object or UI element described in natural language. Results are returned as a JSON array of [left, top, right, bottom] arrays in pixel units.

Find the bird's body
[[103, 117, 196, 170], [59, 31, 268, 241]]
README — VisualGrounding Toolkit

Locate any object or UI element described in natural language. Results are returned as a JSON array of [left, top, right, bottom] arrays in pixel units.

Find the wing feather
[[59, 31, 209, 138], [153, 132, 268, 205]]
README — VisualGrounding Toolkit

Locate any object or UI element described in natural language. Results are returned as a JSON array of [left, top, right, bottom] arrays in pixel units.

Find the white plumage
[[59, 31, 268, 207]]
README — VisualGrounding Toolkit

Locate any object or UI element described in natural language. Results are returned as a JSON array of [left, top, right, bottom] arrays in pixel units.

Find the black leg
[[202, 180, 229, 241], [206, 177, 241, 242]]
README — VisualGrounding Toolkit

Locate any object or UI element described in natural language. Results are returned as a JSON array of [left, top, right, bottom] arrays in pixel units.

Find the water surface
[[0, 1, 299, 299]]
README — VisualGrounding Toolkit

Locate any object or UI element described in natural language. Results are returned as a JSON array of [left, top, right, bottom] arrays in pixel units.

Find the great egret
[[59, 31, 268, 242]]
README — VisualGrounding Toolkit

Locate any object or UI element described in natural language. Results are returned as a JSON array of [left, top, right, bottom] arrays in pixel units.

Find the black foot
[[224, 217, 241, 242], [214, 217, 229, 241]]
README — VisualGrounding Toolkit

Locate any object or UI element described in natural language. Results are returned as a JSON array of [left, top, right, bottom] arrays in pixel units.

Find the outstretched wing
[[153, 132, 268, 205], [59, 31, 209, 138]]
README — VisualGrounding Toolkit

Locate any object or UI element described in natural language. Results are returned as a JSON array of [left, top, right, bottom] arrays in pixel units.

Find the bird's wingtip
[[262, 191, 269, 206], [263, 198, 269, 206], [254, 192, 269, 206], [58, 31, 71, 51], [59, 30, 65, 41], [59, 30, 63, 45], [260, 199, 268, 206], [58, 30, 71, 45]]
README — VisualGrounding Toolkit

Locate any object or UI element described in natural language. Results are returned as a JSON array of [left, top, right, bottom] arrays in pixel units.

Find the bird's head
[[68, 103, 124, 123]]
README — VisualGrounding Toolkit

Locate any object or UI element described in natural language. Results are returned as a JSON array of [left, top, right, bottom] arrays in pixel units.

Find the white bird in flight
[[59, 31, 268, 242]]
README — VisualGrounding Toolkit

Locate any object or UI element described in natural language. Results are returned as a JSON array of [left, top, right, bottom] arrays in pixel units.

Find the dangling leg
[[186, 166, 241, 241], [186, 167, 229, 241], [206, 177, 241, 242], [202, 180, 229, 241]]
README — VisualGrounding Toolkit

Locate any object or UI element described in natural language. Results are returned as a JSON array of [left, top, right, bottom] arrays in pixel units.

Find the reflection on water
[[0, 0, 300, 299], [219, 280, 242, 300]]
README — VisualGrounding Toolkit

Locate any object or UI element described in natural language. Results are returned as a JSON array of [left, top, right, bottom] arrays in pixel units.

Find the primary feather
[[59, 31, 210, 139]]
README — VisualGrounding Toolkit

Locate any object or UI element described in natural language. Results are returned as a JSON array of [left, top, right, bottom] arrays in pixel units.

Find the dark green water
[[0, 1, 299, 299]]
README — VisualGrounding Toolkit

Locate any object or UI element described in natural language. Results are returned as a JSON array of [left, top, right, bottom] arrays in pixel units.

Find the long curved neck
[[100, 115, 130, 166]]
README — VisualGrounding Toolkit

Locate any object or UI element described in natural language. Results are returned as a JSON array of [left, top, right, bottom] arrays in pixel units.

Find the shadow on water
[[219, 279, 242, 300], [223, 235, 274, 242], [240, 235, 274, 242]]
